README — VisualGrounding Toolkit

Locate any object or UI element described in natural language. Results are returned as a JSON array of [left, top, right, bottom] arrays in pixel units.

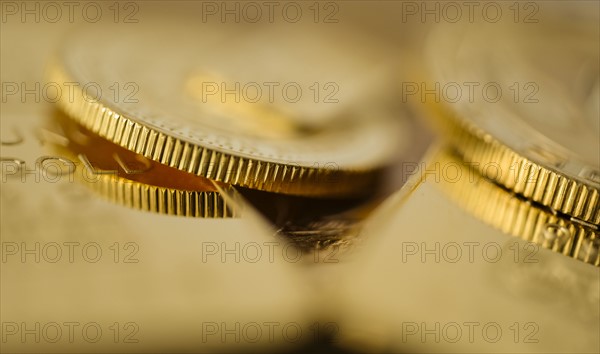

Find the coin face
[[426, 15, 600, 224], [50, 21, 405, 196]]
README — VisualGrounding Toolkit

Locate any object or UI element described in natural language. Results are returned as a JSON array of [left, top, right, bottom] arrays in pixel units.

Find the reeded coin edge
[[87, 174, 236, 217], [49, 64, 374, 197], [428, 106, 599, 225], [436, 149, 599, 267]]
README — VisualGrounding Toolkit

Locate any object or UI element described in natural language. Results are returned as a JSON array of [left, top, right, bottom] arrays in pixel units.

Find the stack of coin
[[46, 12, 599, 266], [422, 14, 599, 265], [3, 2, 599, 353], [47, 21, 406, 219]]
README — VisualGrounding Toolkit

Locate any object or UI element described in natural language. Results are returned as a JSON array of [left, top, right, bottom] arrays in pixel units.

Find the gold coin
[[47, 113, 236, 218], [426, 14, 599, 225], [49, 21, 404, 197]]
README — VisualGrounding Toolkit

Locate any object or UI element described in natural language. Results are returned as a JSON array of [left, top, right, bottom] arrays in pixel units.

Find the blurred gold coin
[[426, 12, 599, 225]]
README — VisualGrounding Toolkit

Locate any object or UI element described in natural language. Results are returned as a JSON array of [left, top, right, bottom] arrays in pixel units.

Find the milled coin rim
[[431, 107, 600, 226], [85, 174, 236, 218]]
